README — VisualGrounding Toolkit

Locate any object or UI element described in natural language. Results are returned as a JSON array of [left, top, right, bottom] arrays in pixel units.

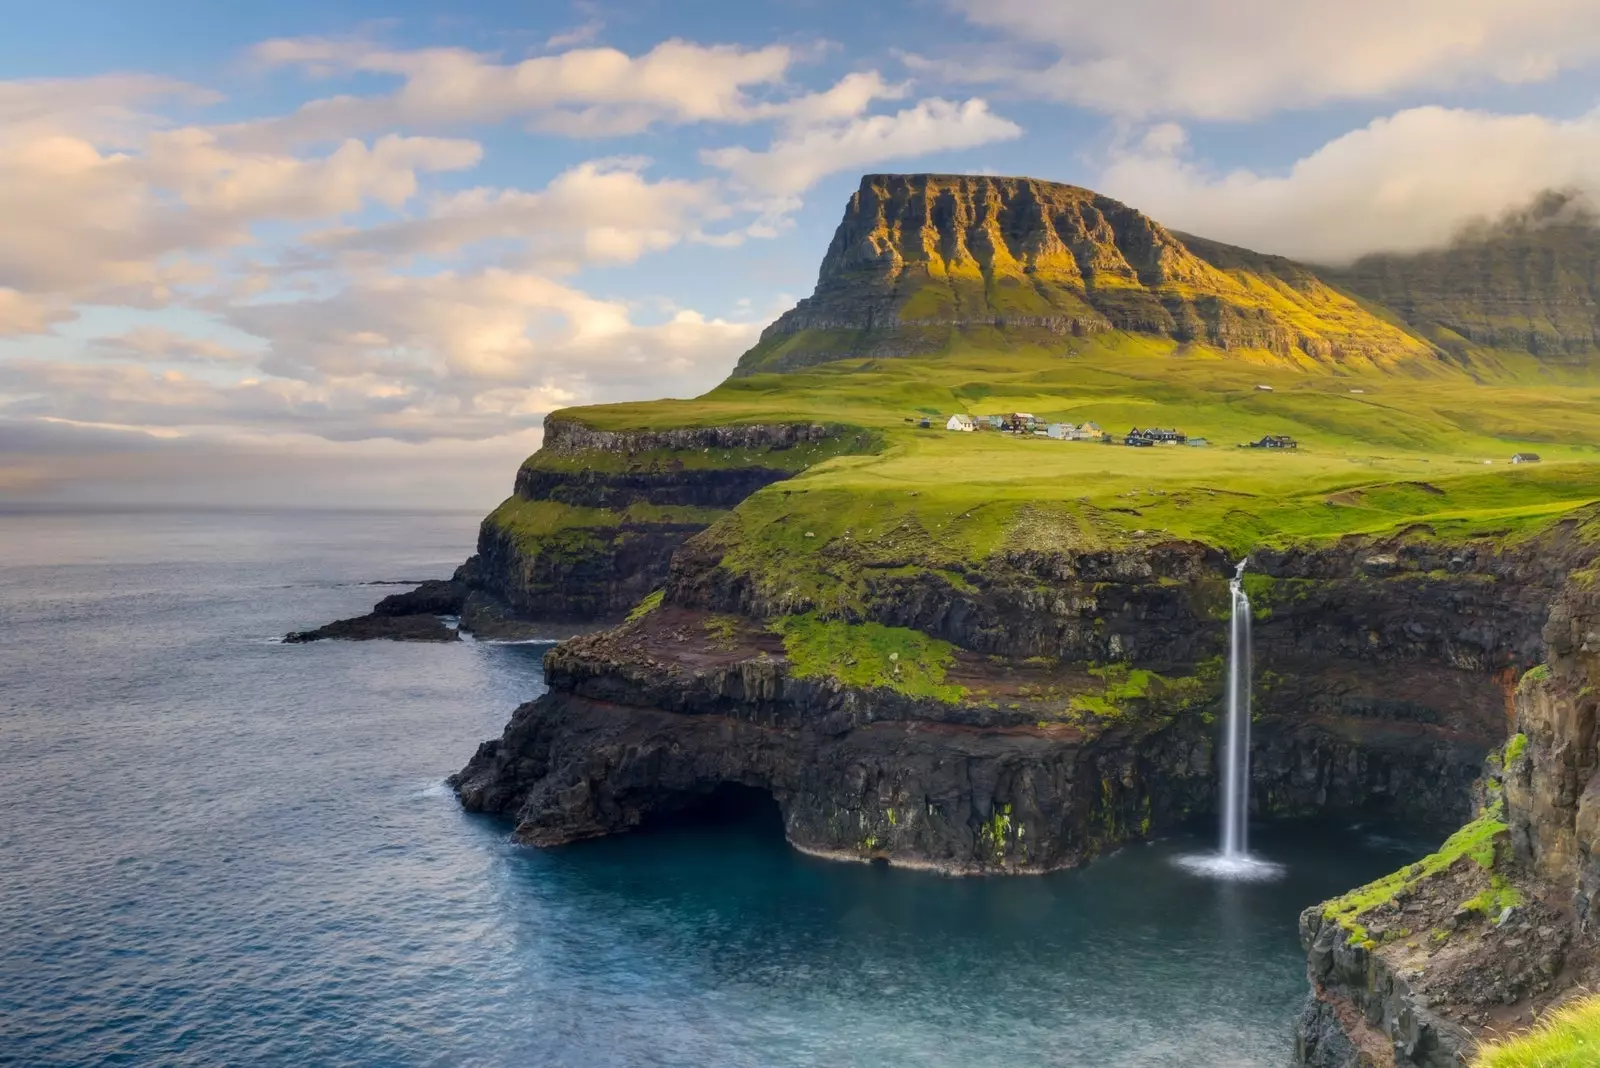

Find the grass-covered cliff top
[[542, 333, 1600, 568]]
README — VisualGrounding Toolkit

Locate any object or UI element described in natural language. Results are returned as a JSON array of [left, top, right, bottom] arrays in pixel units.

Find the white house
[[946, 414, 976, 432], [1046, 422, 1075, 440], [1255, 384, 1274, 392]]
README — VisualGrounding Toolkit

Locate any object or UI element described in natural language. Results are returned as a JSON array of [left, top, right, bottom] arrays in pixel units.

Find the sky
[[4, 0, 1600, 509]]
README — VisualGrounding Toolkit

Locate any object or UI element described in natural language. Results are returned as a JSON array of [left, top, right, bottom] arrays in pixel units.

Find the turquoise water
[[0, 509, 1430, 1066]]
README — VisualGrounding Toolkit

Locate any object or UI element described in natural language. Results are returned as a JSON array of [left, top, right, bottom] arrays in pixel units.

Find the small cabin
[[1255, 384, 1274, 392], [1512, 452, 1542, 464], [946, 414, 976, 432], [1187, 437, 1209, 447]]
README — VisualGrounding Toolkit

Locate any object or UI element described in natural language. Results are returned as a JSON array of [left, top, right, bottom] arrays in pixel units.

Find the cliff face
[[733, 174, 1437, 375], [454, 419, 870, 633], [1292, 566, 1600, 1067], [1330, 192, 1600, 367], [453, 520, 1597, 873]]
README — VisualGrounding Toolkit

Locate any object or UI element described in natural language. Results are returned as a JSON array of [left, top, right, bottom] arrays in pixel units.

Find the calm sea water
[[0, 509, 1430, 1067]]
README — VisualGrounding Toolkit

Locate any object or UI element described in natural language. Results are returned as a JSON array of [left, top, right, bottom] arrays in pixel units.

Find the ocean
[[0, 508, 1428, 1067]]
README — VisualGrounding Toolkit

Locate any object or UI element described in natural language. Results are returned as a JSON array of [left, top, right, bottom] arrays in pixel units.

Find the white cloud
[[0, 289, 73, 335], [1099, 105, 1600, 263], [0, 274, 758, 444], [703, 97, 1023, 196], [941, 0, 1600, 120], [0, 39, 978, 452], [0, 77, 481, 313], [245, 37, 798, 143], [91, 326, 252, 364], [226, 267, 759, 398], [309, 158, 731, 266], [243, 36, 920, 145]]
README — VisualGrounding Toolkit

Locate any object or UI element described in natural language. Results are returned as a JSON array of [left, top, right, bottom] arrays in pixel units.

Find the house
[[1073, 421, 1103, 441], [1255, 384, 1274, 392], [1244, 434, 1298, 449], [1512, 452, 1542, 464], [1187, 437, 1209, 447], [1127, 427, 1186, 446], [985, 415, 1006, 430], [1124, 432, 1155, 447], [946, 414, 976, 432], [1046, 422, 1073, 440]]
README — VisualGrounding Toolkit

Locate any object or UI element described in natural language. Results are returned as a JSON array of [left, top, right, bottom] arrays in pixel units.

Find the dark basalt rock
[[372, 578, 467, 617], [284, 613, 459, 643]]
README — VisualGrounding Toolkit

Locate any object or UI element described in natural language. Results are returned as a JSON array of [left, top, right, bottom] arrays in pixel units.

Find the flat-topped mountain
[[735, 173, 1437, 375]]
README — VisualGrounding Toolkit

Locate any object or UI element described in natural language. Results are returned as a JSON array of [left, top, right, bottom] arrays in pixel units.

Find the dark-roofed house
[[1512, 452, 1542, 464]]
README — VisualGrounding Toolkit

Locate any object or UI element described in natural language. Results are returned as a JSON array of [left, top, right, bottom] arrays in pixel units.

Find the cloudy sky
[[4, 0, 1599, 508]]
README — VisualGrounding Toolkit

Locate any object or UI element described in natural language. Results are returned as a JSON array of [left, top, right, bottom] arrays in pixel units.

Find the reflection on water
[[0, 509, 1438, 1067]]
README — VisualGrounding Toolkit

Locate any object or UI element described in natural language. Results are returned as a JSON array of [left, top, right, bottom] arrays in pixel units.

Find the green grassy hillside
[[551, 332, 1600, 610]]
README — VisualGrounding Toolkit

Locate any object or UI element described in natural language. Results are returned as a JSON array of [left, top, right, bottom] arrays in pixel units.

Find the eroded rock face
[[452, 522, 1598, 872], [1292, 571, 1600, 1067], [453, 606, 1486, 873], [462, 419, 855, 627], [731, 173, 1434, 375], [1508, 578, 1600, 916]]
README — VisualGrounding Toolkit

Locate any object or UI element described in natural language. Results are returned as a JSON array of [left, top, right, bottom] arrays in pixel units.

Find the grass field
[[1474, 996, 1600, 1066], [494, 333, 1600, 612]]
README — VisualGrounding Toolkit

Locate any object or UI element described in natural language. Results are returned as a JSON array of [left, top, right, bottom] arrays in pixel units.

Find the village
[[920, 412, 1299, 450]]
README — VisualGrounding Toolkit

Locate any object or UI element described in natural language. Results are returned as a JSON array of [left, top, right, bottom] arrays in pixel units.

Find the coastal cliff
[[1293, 569, 1600, 1066], [453, 518, 1598, 875], [420, 172, 1600, 1060]]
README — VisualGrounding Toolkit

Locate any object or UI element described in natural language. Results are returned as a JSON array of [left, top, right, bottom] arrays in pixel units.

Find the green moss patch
[[625, 590, 664, 623], [1322, 804, 1509, 947], [772, 613, 967, 702], [485, 497, 727, 554]]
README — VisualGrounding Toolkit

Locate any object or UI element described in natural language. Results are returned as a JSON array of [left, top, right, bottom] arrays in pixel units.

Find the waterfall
[[1220, 559, 1253, 858], [1173, 559, 1282, 881]]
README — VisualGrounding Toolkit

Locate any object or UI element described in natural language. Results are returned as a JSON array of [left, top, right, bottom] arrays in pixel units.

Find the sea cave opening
[[632, 782, 787, 840]]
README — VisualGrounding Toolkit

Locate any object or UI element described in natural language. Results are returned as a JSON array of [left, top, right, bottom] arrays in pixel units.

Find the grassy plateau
[[532, 332, 1600, 595]]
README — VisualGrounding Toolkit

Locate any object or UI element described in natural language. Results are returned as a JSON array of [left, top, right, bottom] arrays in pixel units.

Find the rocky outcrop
[[1291, 568, 1600, 1066], [284, 613, 460, 643], [459, 419, 863, 628], [732, 174, 1436, 375], [1506, 575, 1600, 909], [283, 577, 467, 642], [288, 417, 867, 638]]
